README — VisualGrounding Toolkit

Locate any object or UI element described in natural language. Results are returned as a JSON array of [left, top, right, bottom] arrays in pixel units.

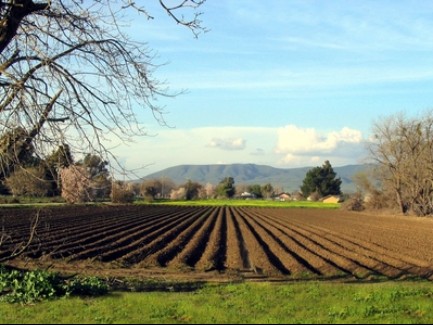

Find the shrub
[[66, 276, 108, 296], [342, 192, 365, 212], [5, 167, 51, 197], [308, 191, 321, 202]]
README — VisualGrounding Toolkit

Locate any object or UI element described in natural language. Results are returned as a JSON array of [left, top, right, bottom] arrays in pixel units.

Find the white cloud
[[208, 137, 247, 151], [275, 125, 365, 167]]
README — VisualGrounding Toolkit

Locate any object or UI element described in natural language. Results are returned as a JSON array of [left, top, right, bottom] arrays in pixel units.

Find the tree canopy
[[216, 177, 236, 199], [301, 160, 342, 198]]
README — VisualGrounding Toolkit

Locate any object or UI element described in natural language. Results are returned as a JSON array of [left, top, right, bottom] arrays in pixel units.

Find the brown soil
[[1, 205, 433, 282]]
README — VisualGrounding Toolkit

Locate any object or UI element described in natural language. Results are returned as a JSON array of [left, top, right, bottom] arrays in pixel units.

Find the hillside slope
[[143, 163, 371, 193]]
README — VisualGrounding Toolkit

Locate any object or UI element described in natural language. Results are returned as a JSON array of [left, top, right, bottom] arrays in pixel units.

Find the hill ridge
[[142, 163, 371, 193]]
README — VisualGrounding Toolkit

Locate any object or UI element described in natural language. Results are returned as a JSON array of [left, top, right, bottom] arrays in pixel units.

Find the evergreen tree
[[301, 161, 342, 198], [216, 177, 236, 198]]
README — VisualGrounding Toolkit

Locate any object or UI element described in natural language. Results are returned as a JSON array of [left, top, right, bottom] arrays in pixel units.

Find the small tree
[[80, 154, 111, 200], [141, 179, 163, 201], [183, 180, 202, 201], [301, 161, 342, 198], [45, 144, 74, 196], [262, 183, 274, 199], [216, 177, 236, 199], [247, 184, 263, 198], [203, 183, 216, 199], [170, 187, 186, 201]]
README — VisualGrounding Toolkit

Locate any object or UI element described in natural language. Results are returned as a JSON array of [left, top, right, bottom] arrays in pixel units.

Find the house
[[241, 192, 256, 199], [275, 193, 292, 201], [322, 195, 343, 204]]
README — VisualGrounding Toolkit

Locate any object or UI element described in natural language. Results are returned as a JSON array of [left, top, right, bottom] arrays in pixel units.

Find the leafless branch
[[0, 0, 206, 182]]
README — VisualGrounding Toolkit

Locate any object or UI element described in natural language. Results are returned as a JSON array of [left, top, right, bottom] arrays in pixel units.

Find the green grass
[[1, 281, 433, 324], [145, 199, 340, 209], [0, 196, 340, 209]]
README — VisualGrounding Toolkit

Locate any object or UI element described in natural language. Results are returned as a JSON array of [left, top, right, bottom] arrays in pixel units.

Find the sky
[[112, 0, 433, 177]]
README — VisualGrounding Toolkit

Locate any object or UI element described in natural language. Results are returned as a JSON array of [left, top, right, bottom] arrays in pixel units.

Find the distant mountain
[[142, 163, 373, 193]]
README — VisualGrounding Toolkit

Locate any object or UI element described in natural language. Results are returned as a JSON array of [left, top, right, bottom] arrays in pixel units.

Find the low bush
[[342, 192, 365, 212], [0, 265, 107, 304]]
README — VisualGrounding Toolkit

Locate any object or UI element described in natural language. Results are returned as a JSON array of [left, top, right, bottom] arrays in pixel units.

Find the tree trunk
[[0, 0, 49, 55]]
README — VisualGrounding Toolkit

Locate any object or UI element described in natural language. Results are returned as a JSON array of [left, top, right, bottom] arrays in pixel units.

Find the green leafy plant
[[0, 268, 65, 304], [0, 265, 108, 304], [65, 277, 108, 296]]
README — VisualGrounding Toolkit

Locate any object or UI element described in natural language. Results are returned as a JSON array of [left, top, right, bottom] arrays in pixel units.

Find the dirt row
[[1, 205, 432, 281]]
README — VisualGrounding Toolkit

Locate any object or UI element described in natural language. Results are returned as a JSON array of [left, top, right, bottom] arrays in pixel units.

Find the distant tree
[[170, 187, 186, 201], [183, 180, 202, 201], [352, 171, 390, 210], [247, 184, 263, 198], [141, 179, 163, 201], [203, 183, 216, 199], [5, 167, 51, 197], [301, 161, 342, 198], [45, 144, 74, 196], [111, 181, 135, 204], [216, 177, 236, 199], [262, 183, 274, 199], [80, 154, 110, 199], [46, 145, 73, 169], [0, 128, 41, 192], [82, 154, 108, 178], [159, 178, 176, 199]]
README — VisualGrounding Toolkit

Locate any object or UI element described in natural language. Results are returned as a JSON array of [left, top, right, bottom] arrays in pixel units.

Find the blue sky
[[113, 1, 433, 177]]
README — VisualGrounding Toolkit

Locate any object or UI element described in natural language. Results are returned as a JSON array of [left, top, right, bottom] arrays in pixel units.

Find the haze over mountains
[[143, 164, 372, 193]]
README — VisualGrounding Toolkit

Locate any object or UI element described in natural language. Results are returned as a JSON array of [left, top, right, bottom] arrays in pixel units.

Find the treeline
[[0, 142, 344, 204], [137, 177, 274, 201]]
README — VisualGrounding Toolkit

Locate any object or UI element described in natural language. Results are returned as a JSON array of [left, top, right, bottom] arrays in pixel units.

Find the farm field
[[1, 205, 433, 281]]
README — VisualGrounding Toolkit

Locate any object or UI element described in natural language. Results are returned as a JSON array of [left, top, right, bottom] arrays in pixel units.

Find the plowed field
[[1, 205, 433, 281]]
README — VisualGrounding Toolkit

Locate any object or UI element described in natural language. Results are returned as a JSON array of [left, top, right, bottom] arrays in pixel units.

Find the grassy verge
[[145, 199, 340, 209], [1, 281, 432, 324]]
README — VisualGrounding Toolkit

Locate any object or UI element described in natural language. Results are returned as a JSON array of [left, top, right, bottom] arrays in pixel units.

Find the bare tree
[[369, 112, 433, 216], [0, 0, 206, 180]]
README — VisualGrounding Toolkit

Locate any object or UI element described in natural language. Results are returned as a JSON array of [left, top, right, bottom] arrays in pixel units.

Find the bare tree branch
[[0, 0, 206, 183]]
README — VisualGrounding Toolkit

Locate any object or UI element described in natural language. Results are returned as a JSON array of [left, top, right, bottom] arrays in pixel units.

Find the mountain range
[[142, 163, 373, 193]]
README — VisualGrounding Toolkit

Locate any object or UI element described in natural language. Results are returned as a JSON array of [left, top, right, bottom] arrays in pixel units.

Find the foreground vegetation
[[1, 281, 432, 324], [0, 266, 107, 304]]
